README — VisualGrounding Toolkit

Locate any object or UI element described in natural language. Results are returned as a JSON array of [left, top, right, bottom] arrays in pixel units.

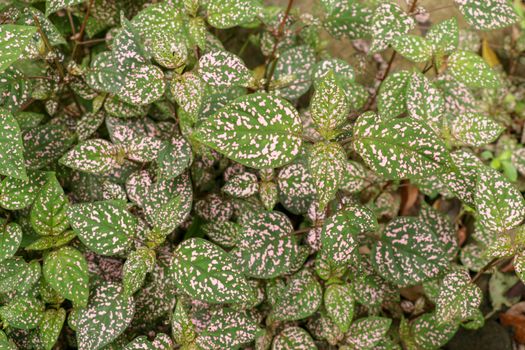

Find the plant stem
[[66, 9, 76, 36], [71, 0, 95, 60], [264, 0, 295, 91], [471, 257, 508, 283]]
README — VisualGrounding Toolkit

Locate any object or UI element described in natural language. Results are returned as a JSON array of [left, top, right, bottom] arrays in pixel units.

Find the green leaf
[[172, 238, 254, 304], [0, 222, 22, 262], [46, 0, 85, 15], [23, 124, 75, 170], [474, 166, 525, 233], [272, 327, 317, 350], [371, 216, 450, 287], [0, 296, 44, 330], [308, 142, 346, 209], [436, 269, 482, 324], [456, 0, 518, 30], [232, 211, 300, 278], [324, 283, 354, 333], [377, 71, 410, 119], [0, 67, 32, 112], [370, 3, 415, 53], [123, 247, 156, 297], [391, 35, 433, 63], [448, 51, 500, 89], [0, 330, 16, 350], [194, 93, 302, 169], [321, 203, 377, 267], [26, 230, 76, 251], [272, 45, 316, 100], [171, 73, 205, 116], [67, 200, 137, 256], [43, 246, 89, 308], [442, 149, 483, 207], [353, 112, 450, 180], [313, 58, 355, 83], [271, 269, 322, 321], [450, 112, 504, 147], [171, 299, 196, 345], [0, 109, 27, 180], [196, 308, 262, 349], [59, 139, 119, 175], [30, 174, 69, 236], [0, 25, 36, 73], [199, 50, 251, 87], [344, 316, 391, 350], [311, 71, 349, 134], [207, 0, 260, 29], [124, 334, 173, 350], [406, 71, 445, 134], [39, 308, 66, 350], [77, 282, 135, 350], [426, 18, 459, 55]]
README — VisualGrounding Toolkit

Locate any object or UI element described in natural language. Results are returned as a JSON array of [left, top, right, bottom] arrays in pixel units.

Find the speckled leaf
[[118, 65, 166, 106], [436, 269, 482, 324], [60, 139, 119, 175], [341, 160, 369, 193], [324, 283, 354, 333], [0, 296, 44, 330], [0, 330, 16, 350], [448, 51, 500, 88], [406, 72, 445, 133], [272, 269, 322, 321], [377, 71, 410, 119], [456, 0, 517, 30], [46, 0, 85, 15], [427, 18, 459, 55], [0, 222, 21, 262], [171, 299, 196, 345], [322, 0, 372, 39], [391, 35, 433, 63], [124, 334, 172, 350], [0, 67, 32, 112], [321, 204, 377, 266], [156, 134, 193, 180], [223, 172, 258, 198], [171, 73, 205, 116], [23, 124, 75, 170], [123, 247, 155, 297], [67, 200, 137, 256], [30, 174, 69, 236], [308, 142, 346, 210], [43, 246, 89, 308], [232, 211, 299, 278], [272, 327, 317, 350], [39, 308, 66, 350], [313, 58, 355, 83], [474, 166, 525, 232], [0, 25, 36, 73], [194, 93, 302, 169], [344, 316, 391, 350], [131, 3, 188, 69], [420, 204, 459, 258], [277, 162, 316, 215], [311, 71, 349, 134], [0, 110, 27, 180], [403, 312, 458, 350], [0, 257, 30, 293], [26, 230, 76, 251], [370, 3, 415, 53], [442, 149, 482, 207], [172, 238, 254, 304], [195, 309, 261, 349], [207, 0, 260, 29], [272, 45, 316, 101], [371, 216, 449, 287], [353, 112, 450, 180], [77, 282, 135, 350], [450, 112, 504, 147], [199, 50, 251, 87], [76, 112, 105, 141]]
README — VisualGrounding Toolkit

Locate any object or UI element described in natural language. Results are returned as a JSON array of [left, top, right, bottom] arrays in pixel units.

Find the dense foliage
[[0, 0, 525, 349]]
